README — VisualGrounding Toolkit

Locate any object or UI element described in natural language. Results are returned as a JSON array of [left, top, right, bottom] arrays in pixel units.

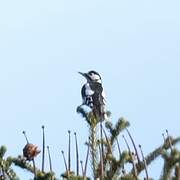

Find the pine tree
[[0, 108, 179, 179]]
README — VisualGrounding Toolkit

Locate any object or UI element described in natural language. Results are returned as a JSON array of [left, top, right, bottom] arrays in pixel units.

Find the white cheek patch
[[91, 74, 100, 81]]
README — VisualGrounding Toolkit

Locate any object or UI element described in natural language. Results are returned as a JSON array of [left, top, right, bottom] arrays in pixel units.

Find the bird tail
[[93, 102, 106, 121]]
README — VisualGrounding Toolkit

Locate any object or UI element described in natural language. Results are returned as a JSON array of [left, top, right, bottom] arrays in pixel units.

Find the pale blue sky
[[0, 0, 180, 179]]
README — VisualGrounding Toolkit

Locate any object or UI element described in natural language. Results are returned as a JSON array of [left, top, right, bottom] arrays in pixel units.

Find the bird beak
[[78, 72, 88, 78]]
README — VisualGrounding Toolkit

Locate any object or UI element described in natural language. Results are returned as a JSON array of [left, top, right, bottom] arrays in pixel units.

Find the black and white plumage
[[81, 83, 94, 108], [79, 70, 106, 120]]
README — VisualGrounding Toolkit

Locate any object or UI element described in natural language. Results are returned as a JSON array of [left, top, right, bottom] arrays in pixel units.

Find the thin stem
[[74, 132, 79, 176], [32, 158, 37, 179], [115, 137, 121, 160], [89, 125, 97, 179], [126, 128, 141, 164], [61, 150, 68, 172], [22, 131, 29, 144], [98, 140, 103, 180], [115, 137, 125, 172], [102, 126, 112, 154], [47, 146, 52, 172], [80, 160, 84, 176], [83, 138, 90, 178], [139, 145, 149, 180], [42, 125, 45, 173], [122, 135, 137, 178], [100, 121, 104, 178], [68, 130, 71, 172]]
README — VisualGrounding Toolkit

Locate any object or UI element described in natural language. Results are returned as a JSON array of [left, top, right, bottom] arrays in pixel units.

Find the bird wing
[[81, 83, 94, 97], [81, 83, 94, 107], [90, 82, 106, 120]]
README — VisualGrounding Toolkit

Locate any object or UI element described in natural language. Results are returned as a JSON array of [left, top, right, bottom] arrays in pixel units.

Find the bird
[[79, 70, 106, 120]]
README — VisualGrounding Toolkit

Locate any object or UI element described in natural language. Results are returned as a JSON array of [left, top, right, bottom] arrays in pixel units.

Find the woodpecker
[[79, 70, 106, 120]]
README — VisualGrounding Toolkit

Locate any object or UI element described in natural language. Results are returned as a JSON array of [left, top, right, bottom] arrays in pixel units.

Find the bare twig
[[126, 128, 141, 164], [32, 159, 37, 179], [74, 132, 79, 176], [68, 130, 71, 172], [22, 131, 29, 144], [122, 135, 137, 178], [83, 138, 90, 178], [42, 125, 45, 173], [80, 160, 84, 176], [100, 121, 104, 178], [139, 145, 149, 180], [61, 150, 68, 172], [47, 146, 52, 172]]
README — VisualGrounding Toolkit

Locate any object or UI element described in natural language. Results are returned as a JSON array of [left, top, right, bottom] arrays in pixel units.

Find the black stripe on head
[[87, 70, 102, 81], [88, 70, 101, 77]]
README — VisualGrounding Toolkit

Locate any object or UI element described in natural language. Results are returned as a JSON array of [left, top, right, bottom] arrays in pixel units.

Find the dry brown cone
[[23, 143, 41, 161]]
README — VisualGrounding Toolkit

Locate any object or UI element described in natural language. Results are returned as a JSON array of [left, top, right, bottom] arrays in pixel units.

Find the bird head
[[78, 70, 102, 83]]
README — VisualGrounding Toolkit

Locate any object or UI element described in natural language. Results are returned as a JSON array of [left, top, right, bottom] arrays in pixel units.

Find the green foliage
[[0, 146, 7, 160], [160, 148, 180, 180], [0, 108, 179, 179], [35, 172, 55, 180], [61, 171, 91, 180], [0, 146, 19, 180], [76, 107, 180, 180]]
